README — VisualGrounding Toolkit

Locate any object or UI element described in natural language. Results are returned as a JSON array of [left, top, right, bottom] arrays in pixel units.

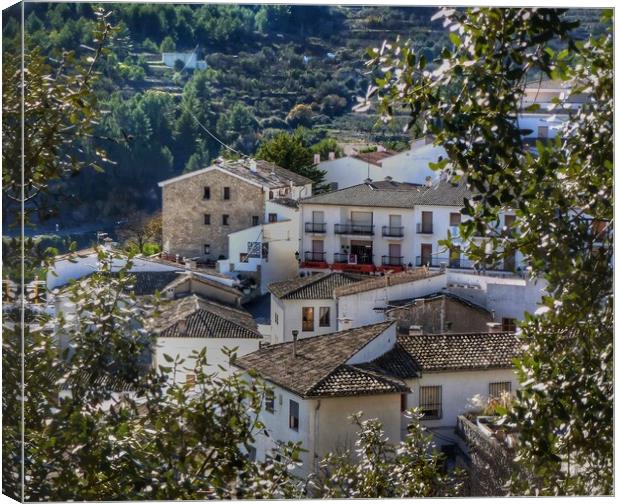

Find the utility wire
[[176, 44, 247, 158]]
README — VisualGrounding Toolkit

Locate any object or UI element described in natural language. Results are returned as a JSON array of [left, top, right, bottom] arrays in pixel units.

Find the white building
[[299, 179, 524, 276], [267, 271, 366, 343], [162, 51, 207, 70], [222, 198, 302, 294], [235, 321, 521, 477], [149, 294, 263, 383], [318, 141, 444, 190]]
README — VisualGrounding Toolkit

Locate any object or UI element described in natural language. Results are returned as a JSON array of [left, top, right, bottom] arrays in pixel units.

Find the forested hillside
[[2, 3, 605, 229]]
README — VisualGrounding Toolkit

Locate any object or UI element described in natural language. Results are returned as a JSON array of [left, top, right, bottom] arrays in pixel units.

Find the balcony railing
[[334, 253, 374, 265], [416, 223, 433, 234], [382, 226, 404, 237], [305, 222, 326, 233], [415, 255, 517, 272], [334, 223, 375, 236], [381, 255, 404, 266], [304, 251, 326, 262]]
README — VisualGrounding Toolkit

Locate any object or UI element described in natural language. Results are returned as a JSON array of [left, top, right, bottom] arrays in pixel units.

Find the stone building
[[158, 158, 312, 261]]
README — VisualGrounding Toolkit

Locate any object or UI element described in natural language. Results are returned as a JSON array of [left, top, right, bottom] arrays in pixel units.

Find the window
[[489, 381, 512, 398], [265, 390, 275, 413], [274, 312, 279, 325], [223, 187, 231, 200], [203, 186, 210, 199], [247, 242, 261, 258], [319, 307, 330, 327], [246, 446, 256, 462], [502, 317, 517, 332], [204, 244, 210, 255], [289, 400, 299, 431], [252, 215, 259, 226], [268, 213, 277, 223], [302, 307, 314, 332], [538, 125, 549, 138], [419, 386, 442, 420], [504, 214, 516, 229], [269, 190, 274, 199], [450, 212, 461, 226], [185, 374, 196, 386], [222, 214, 229, 226], [204, 214, 211, 225]]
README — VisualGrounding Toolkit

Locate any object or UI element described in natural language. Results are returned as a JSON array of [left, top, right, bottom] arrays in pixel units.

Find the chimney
[[249, 159, 257, 172], [384, 175, 393, 182], [487, 322, 502, 333], [313, 153, 321, 165], [292, 330, 299, 357], [178, 319, 187, 336], [409, 325, 423, 336], [328, 151, 336, 161]]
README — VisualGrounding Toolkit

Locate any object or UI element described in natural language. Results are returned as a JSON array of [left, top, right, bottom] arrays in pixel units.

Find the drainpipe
[[313, 399, 321, 472]]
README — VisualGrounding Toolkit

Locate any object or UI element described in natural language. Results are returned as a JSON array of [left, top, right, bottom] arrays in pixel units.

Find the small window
[[319, 307, 330, 327], [185, 374, 196, 386], [203, 186, 210, 199], [449, 212, 461, 226], [419, 385, 442, 420], [222, 214, 229, 226], [289, 400, 299, 431], [223, 187, 231, 200], [204, 214, 211, 225], [268, 213, 277, 223], [204, 244, 210, 255], [489, 381, 512, 398], [538, 125, 549, 138], [246, 446, 256, 461], [504, 215, 516, 229], [274, 312, 279, 325], [502, 317, 517, 332], [269, 190, 274, 199], [252, 215, 259, 226], [302, 307, 314, 332], [265, 390, 275, 413]]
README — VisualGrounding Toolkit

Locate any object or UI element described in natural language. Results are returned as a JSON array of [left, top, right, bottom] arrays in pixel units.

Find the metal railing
[[334, 253, 374, 265], [334, 223, 375, 236], [382, 225, 404, 237], [415, 255, 517, 272], [305, 222, 327, 233], [304, 251, 326, 262], [381, 256, 404, 266]]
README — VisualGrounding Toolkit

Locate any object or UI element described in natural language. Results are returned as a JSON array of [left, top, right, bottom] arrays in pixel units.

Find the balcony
[[381, 255, 404, 266], [332, 253, 376, 273], [334, 223, 375, 236], [301, 251, 328, 269], [416, 223, 433, 234], [382, 226, 404, 238], [305, 222, 326, 233]]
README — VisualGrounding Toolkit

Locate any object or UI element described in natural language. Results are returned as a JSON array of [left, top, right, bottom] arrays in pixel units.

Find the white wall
[[406, 368, 519, 429], [271, 296, 339, 344], [162, 52, 207, 69], [346, 323, 397, 364], [516, 113, 567, 139], [337, 274, 447, 330], [318, 157, 375, 190], [155, 336, 261, 382]]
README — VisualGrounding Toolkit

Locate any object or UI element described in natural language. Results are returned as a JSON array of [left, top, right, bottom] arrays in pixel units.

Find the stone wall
[[162, 169, 265, 260], [387, 295, 493, 334]]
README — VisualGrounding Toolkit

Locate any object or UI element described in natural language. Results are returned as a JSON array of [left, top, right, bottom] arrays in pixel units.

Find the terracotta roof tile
[[334, 269, 443, 297], [268, 272, 365, 300], [351, 150, 399, 166]]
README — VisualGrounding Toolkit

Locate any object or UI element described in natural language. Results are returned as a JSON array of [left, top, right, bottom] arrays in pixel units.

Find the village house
[[158, 158, 312, 262], [267, 271, 366, 343], [235, 321, 521, 477], [299, 178, 523, 275], [161, 51, 207, 70], [149, 294, 263, 383]]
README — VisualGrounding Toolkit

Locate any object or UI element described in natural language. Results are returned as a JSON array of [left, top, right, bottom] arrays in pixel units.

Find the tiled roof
[[122, 271, 181, 296], [334, 269, 443, 297], [359, 343, 421, 379], [301, 179, 473, 208], [398, 332, 521, 372], [162, 272, 244, 299], [268, 272, 365, 300], [150, 295, 261, 339], [234, 321, 400, 398], [351, 150, 399, 166], [308, 364, 408, 397], [386, 291, 492, 315]]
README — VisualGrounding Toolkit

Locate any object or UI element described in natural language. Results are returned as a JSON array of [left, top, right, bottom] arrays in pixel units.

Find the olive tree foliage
[[2, 249, 305, 501], [2, 8, 118, 226], [357, 7, 613, 495], [309, 410, 464, 498]]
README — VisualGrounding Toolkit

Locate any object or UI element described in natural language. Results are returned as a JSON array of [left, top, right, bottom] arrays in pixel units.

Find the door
[[350, 211, 373, 234], [310, 240, 324, 262], [312, 211, 324, 223], [449, 245, 461, 268], [388, 243, 401, 265], [351, 240, 373, 264], [504, 249, 516, 271], [420, 244, 433, 266]]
